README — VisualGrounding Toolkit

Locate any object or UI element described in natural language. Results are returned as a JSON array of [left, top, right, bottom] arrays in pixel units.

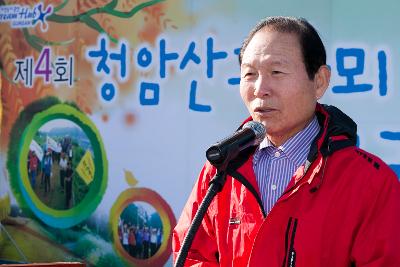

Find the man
[[135, 226, 144, 258], [150, 227, 158, 257], [59, 152, 68, 192], [65, 161, 74, 208], [172, 16, 400, 266], [42, 149, 53, 194], [142, 226, 151, 258], [122, 223, 129, 253], [128, 226, 137, 257], [28, 151, 39, 188]]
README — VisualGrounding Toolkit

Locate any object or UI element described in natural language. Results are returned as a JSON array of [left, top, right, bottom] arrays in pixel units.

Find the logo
[[229, 217, 241, 225], [0, 3, 53, 32]]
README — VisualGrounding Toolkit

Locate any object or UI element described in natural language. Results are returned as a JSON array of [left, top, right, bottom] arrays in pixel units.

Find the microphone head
[[242, 121, 266, 146]]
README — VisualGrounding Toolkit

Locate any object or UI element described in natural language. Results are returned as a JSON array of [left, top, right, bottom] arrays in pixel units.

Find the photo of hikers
[[27, 119, 94, 210], [118, 201, 163, 260]]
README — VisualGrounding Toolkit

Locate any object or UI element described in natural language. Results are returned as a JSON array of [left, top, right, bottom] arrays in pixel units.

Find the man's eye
[[244, 72, 254, 77], [272, 70, 283, 75]]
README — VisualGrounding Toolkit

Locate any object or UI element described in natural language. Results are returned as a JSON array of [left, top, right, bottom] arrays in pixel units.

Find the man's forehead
[[242, 31, 301, 64], [241, 57, 291, 68]]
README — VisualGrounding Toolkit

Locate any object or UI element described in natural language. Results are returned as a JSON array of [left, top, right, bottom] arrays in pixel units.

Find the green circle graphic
[[17, 103, 108, 228]]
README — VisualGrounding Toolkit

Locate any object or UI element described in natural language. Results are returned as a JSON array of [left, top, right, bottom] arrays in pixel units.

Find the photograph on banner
[[27, 118, 94, 210], [118, 201, 163, 260]]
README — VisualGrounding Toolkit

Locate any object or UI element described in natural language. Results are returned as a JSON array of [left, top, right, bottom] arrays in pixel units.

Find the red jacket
[[173, 104, 400, 267], [29, 154, 38, 171]]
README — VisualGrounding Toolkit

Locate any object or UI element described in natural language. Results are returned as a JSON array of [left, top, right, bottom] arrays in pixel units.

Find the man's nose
[[253, 75, 271, 97]]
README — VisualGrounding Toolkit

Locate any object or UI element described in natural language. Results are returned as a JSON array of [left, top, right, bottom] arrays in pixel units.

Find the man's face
[[240, 28, 328, 146]]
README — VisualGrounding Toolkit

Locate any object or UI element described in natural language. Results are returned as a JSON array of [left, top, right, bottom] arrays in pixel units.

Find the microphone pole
[[174, 121, 265, 267], [174, 163, 228, 267]]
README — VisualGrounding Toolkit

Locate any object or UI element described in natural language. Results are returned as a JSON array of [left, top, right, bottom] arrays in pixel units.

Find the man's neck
[[266, 116, 316, 147]]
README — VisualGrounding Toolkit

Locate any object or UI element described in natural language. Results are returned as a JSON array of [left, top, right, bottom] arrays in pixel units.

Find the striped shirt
[[253, 116, 320, 215]]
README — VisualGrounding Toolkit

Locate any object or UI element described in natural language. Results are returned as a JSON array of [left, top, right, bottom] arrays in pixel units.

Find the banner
[[0, 0, 399, 266], [76, 150, 95, 185], [46, 136, 61, 153], [29, 139, 44, 161]]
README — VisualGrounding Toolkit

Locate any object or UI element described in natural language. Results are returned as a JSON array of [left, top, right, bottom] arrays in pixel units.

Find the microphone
[[206, 121, 266, 167]]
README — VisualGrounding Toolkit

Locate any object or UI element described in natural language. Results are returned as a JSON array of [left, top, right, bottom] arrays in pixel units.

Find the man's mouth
[[254, 107, 276, 114]]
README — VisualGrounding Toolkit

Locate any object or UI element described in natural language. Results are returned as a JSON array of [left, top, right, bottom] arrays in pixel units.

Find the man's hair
[[239, 16, 326, 80]]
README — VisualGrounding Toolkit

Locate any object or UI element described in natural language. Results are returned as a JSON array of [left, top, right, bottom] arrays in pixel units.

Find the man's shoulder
[[332, 145, 398, 184]]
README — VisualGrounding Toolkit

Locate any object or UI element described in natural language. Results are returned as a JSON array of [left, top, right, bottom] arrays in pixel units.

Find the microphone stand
[[174, 163, 228, 267]]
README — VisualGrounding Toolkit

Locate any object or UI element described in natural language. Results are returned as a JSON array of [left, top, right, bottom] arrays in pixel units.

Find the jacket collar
[[312, 103, 357, 159], [225, 104, 358, 211], [229, 103, 357, 172]]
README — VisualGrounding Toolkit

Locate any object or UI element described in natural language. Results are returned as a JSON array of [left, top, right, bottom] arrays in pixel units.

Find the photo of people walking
[[27, 119, 94, 210], [118, 201, 163, 259]]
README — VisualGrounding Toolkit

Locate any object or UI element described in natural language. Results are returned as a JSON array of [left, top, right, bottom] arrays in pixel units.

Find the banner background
[[1, 0, 399, 266]]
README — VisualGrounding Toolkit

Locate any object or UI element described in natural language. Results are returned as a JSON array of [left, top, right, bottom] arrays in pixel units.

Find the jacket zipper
[[282, 217, 298, 267]]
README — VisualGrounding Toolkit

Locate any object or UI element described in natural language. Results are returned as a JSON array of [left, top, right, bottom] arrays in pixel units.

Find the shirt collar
[[256, 116, 320, 166]]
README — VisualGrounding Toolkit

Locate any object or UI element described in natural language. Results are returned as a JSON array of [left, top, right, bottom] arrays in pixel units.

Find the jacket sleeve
[[351, 166, 400, 266], [172, 163, 220, 266]]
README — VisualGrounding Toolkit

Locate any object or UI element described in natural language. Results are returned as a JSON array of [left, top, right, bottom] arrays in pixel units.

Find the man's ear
[[314, 65, 331, 100]]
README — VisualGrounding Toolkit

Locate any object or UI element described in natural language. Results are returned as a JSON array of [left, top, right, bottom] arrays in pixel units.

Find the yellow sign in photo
[[76, 150, 95, 185]]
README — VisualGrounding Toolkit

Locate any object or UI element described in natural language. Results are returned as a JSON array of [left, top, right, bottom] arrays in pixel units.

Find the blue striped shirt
[[253, 116, 320, 215]]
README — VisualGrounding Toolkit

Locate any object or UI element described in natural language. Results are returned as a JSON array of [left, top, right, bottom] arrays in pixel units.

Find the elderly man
[[173, 16, 400, 267]]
